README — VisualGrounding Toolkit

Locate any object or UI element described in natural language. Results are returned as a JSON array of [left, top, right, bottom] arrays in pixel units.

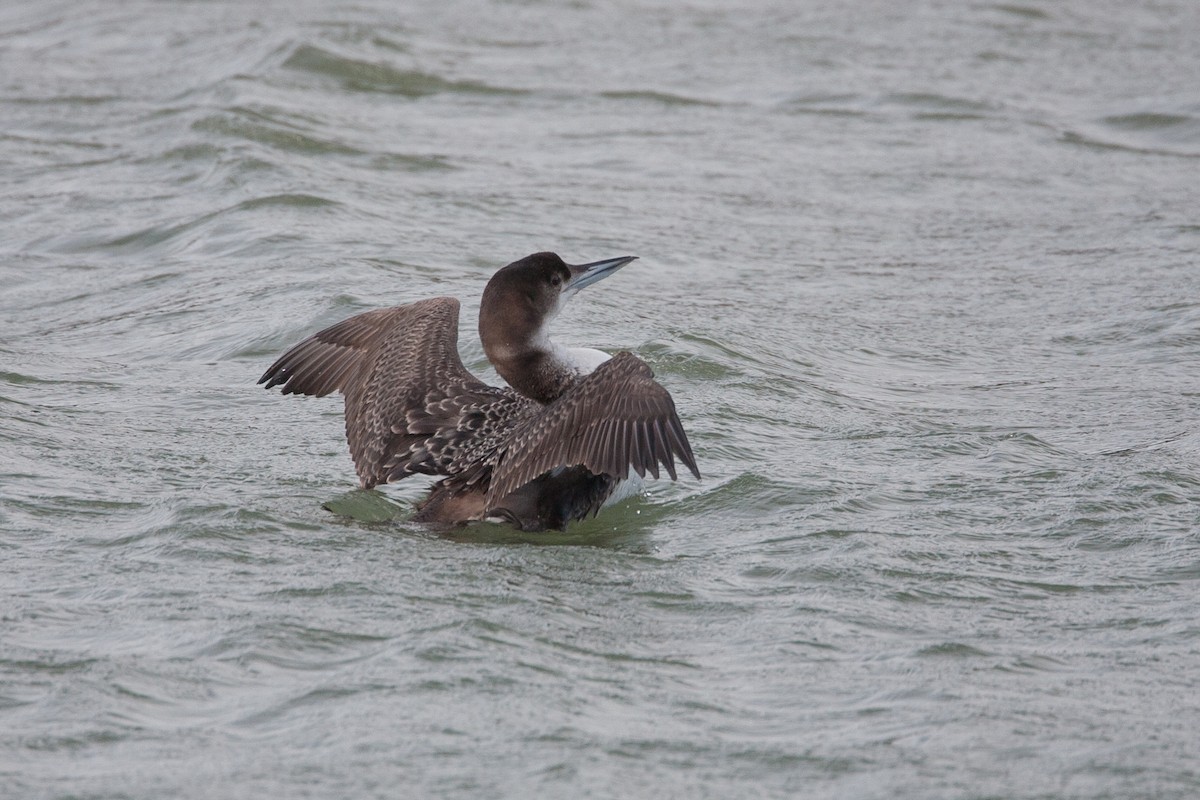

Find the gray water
[[3, 1, 1199, 797]]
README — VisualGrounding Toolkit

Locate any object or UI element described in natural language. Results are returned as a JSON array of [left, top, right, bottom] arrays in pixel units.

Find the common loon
[[259, 252, 700, 531]]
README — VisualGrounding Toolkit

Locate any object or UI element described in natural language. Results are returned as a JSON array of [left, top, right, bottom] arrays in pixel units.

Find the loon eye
[[550, 274, 562, 287]]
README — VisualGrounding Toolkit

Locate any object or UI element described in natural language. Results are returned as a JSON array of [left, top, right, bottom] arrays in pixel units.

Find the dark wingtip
[[664, 417, 701, 482], [258, 359, 288, 388], [662, 455, 678, 482]]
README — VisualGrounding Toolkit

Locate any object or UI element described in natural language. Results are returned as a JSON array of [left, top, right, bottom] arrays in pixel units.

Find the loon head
[[479, 252, 636, 400]]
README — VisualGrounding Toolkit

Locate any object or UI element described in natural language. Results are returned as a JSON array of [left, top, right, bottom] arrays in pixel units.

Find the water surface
[[3, 1, 1199, 797]]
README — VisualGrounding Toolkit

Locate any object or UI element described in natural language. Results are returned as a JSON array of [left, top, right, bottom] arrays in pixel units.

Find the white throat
[[533, 299, 611, 376]]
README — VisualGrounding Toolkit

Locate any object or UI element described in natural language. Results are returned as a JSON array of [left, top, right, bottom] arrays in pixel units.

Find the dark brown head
[[478, 252, 636, 401]]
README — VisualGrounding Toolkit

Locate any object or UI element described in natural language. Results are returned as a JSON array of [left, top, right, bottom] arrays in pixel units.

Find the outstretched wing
[[486, 351, 700, 505], [259, 297, 491, 488]]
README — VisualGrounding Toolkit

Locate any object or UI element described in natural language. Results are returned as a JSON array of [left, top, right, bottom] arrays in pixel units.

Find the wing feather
[[653, 421, 677, 481], [486, 351, 700, 505], [259, 297, 493, 488]]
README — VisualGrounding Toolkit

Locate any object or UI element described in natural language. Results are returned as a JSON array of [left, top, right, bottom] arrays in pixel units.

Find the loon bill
[[259, 252, 700, 531]]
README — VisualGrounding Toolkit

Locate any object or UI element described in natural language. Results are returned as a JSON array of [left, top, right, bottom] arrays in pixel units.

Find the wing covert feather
[[259, 297, 488, 488]]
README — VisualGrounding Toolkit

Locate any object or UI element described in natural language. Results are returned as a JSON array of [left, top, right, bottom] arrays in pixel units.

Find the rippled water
[[3, 1, 1200, 797]]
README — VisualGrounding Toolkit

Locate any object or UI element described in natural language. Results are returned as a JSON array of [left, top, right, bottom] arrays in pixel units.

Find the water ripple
[[4, 1, 1200, 797], [282, 43, 526, 98]]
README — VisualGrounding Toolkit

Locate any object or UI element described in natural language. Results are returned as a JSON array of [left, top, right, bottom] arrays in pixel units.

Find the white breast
[[553, 345, 611, 376], [603, 475, 646, 508]]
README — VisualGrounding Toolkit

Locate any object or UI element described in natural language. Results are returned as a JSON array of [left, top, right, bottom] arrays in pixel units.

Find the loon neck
[[485, 339, 610, 404], [492, 346, 575, 404], [477, 272, 611, 403]]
